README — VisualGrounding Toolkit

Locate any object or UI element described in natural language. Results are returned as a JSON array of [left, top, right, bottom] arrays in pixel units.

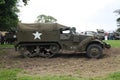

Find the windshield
[[60, 27, 77, 34]]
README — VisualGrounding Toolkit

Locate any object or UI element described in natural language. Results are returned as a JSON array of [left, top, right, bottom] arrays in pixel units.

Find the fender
[[77, 37, 104, 52], [77, 36, 96, 51]]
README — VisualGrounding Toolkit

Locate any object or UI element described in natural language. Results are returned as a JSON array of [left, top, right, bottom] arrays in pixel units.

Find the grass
[[18, 75, 85, 80], [0, 68, 120, 80], [0, 68, 21, 80], [104, 40, 120, 48], [92, 71, 120, 80], [0, 68, 87, 80], [0, 44, 14, 48]]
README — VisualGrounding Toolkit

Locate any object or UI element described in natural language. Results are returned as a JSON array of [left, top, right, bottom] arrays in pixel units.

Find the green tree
[[116, 28, 120, 32], [35, 14, 57, 23], [116, 18, 120, 27], [0, 0, 29, 31], [22, 0, 29, 5], [114, 9, 120, 32], [114, 9, 120, 27], [0, 0, 19, 31], [0, 0, 29, 5], [0, 0, 5, 4]]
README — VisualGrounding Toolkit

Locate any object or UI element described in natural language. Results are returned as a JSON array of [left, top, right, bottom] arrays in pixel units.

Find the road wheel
[[87, 44, 103, 58], [19, 46, 35, 58], [40, 44, 60, 58]]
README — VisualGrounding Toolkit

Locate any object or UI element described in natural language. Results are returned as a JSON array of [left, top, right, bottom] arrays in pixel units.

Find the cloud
[[19, 0, 114, 22], [19, 0, 118, 31]]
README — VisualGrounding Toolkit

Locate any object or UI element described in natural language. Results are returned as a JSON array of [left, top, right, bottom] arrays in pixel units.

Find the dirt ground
[[0, 48, 120, 78]]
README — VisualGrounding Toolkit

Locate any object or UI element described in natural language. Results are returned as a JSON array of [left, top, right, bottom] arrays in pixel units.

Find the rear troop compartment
[[17, 23, 66, 42]]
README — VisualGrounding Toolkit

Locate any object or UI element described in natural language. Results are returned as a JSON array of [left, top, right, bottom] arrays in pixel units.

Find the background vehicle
[[97, 29, 105, 40], [15, 23, 110, 58], [84, 31, 97, 36], [113, 32, 120, 40]]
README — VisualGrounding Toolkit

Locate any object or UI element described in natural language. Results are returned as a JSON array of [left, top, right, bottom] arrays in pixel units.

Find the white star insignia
[[33, 31, 42, 39]]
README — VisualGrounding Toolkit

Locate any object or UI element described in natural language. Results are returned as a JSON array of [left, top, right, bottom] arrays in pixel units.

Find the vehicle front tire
[[87, 44, 103, 59]]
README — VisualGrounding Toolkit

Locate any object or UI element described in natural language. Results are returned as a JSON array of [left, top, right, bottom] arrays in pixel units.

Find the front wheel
[[86, 44, 103, 58]]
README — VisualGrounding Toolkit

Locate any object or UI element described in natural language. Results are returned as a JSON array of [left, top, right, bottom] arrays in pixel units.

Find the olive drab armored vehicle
[[15, 23, 111, 58]]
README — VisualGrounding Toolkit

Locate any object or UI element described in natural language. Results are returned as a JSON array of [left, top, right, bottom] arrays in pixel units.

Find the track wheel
[[40, 44, 60, 58], [19, 46, 35, 58], [87, 44, 103, 58]]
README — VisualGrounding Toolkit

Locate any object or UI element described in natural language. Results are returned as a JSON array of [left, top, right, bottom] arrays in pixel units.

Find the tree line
[[0, 0, 29, 31], [114, 9, 120, 32], [0, 0, 57, 31]]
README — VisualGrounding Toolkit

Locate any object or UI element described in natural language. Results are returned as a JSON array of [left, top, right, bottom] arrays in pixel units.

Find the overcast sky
[[19, 0, 120, 32]]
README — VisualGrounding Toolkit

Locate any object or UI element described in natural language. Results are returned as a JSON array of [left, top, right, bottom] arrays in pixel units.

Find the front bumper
[[104, 42, 111, 49]]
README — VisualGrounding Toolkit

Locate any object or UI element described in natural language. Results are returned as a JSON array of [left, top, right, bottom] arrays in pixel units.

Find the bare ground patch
[[0, 48, 120, 77]]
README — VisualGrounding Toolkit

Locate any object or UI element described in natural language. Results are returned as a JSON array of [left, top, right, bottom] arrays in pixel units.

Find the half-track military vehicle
[[15, 23, 110, 58]]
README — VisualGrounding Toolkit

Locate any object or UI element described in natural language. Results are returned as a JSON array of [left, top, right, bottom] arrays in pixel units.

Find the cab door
[[60, 29, 72, 40]]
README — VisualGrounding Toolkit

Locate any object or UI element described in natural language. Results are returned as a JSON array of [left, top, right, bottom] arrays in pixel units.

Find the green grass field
[[104, 40, 120, 48], [0, 44, 14, 48], [0, 40, 120, 80], [0, 68, 120, 80]]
